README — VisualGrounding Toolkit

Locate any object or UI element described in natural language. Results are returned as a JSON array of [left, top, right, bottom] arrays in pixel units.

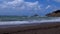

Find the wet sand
[[0, 22, 60, 34]]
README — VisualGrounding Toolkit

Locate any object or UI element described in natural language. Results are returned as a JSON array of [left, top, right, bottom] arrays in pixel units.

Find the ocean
[[0, 17, 60, 28], [0, 17, 60, 25]]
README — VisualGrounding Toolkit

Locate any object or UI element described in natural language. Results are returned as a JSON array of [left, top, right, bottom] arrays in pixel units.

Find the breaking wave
[[0, 17, 60, 25]]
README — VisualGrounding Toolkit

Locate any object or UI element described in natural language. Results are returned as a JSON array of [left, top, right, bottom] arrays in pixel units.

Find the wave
[[0, 17, 60, 25]]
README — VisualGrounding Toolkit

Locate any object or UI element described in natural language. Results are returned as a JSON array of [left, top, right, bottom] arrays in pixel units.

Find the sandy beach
[[0, 22, 60, 34]]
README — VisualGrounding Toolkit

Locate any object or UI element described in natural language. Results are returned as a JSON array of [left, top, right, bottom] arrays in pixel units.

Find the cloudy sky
[[0, 0, 60, 16]]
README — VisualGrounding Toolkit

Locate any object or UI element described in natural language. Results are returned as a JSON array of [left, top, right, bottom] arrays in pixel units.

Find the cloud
[[46, 5, 51, 9], [53, 0, 60, 2], [47, 0, 60, 2], [0, 0, 59, 16], [0, 0, 41, 11]]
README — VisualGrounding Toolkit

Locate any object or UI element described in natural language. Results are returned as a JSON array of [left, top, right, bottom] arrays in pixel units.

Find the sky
[[0, 0, 60, 16]]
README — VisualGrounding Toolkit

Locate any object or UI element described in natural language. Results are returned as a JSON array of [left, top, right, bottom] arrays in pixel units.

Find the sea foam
[[0, 17, 60, 25]]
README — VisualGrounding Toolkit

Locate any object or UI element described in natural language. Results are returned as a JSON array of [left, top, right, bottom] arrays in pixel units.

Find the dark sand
[[0, 22, 60, 34]]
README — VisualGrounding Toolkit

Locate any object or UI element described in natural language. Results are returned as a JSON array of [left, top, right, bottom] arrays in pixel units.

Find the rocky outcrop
[[46, 10, 60, 17]]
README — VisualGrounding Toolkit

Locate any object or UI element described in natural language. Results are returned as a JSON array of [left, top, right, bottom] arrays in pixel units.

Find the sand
[[0, 22, 60, 34]]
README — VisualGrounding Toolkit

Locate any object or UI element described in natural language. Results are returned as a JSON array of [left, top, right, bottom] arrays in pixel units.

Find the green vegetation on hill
[[46, 10, 60, 17]]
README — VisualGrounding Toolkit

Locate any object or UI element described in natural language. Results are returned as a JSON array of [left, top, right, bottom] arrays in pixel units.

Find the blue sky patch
[[0, 0, 60, 16]]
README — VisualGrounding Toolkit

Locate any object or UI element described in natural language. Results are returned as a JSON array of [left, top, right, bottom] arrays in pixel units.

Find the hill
[[46, 10, 60, 17]]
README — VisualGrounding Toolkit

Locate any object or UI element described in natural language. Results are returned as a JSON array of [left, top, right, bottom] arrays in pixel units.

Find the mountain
[[46, 10, 60, 17]]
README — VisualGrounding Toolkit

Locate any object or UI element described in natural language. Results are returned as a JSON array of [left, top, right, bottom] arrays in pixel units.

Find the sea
[[0, 17, 60, 28], [0, 17, 60, 25]]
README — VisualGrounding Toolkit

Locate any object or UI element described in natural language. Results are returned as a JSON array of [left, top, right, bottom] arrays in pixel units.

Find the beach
[[0, 22, 60, 34], [0, 17, 60, 34]]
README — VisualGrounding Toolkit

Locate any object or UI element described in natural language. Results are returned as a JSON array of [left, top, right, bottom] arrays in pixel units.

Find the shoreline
[[0, 22, 60, 34]]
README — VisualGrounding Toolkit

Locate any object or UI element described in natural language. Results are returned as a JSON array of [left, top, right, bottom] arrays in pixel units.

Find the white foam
[[40, 17, 60, 22], [0, 21, 30, 25], [0, 17, 60, 25]]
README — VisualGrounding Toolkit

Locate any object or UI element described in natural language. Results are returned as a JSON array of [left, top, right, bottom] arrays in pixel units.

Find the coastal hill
[[46, 10, 60, 17]]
